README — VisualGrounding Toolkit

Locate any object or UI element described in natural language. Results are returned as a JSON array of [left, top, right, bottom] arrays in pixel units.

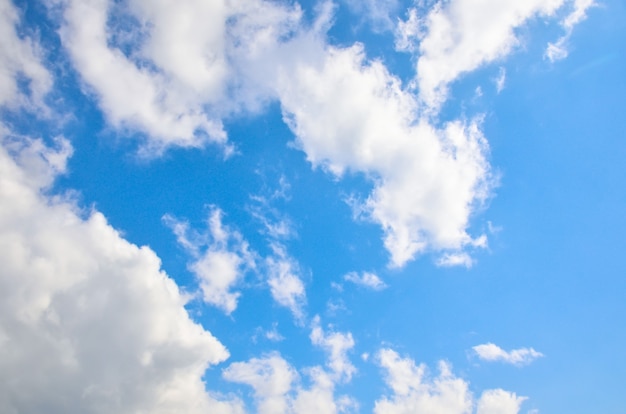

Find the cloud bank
[[0, 130, 242, 413]]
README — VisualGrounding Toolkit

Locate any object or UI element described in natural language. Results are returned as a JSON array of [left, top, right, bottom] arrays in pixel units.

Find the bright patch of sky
[[1, 0, 625, 412]]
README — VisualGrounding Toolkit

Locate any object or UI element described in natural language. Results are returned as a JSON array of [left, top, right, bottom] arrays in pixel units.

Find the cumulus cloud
[[278, 44, 493, 267], [398, 0, 569, 109], [375, 349, 527, 414], [310, 316, 356, 382], [163, 207, 255, 315], [48, 0, 594, 268], [0, 130, 242, 413], [58, 0, 228, 153], [224, 357, 356, 414], [375, 349, 473, 414], [0, 0, 52, 109], [343, 271, 387, 290], [224, 320, 357, 414], [223, 353, 297, 414], [57, 0, 304, 154], [473, 343, 544, 366]]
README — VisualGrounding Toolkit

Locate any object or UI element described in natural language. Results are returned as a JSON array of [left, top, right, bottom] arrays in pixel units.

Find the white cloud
[[395, 7, 421, 53], [291, 366, 358, 414], [223, 319, 358, 414], [477, 389, 528, 414], [223, 353, 297, 414], [249, 192, 297, 241], [0, 0, 52, 109], [278, 44, 493, 267], [546, 0, 595, 61], [225, 359, 356, 414], [266, 243, 307, 321], [398, 0, 566, 109], [58, 0, 228, 154], [50, 0, 594, 268], [436, 252, 474, 268], [310, 316, 356, 382], [473, 343, 544, 366], [0, 130, 242, 413], [375, 349, 527, 414], [57, 0, 304, 154], [163, 208, 255, 315], [375, 349, 473, 414], [343, 271, 387, 290]]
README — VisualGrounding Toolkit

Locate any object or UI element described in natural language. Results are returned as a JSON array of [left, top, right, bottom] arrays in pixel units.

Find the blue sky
[[1, 0, 625, 413]]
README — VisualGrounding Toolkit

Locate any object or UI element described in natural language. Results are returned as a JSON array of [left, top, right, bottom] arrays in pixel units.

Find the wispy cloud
[[344, 271, 387, 290], [265, 243, 307, 322], [473, 343, 544, 366], [546, 0, 596, 61], [163, 207, 255, 315]]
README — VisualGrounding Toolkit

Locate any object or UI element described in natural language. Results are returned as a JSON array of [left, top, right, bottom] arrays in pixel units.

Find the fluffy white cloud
[[58, 0, 229, 153], [0, 130, 242, 413], [277, 45, 492, 267], [291, 366, 358, 414], [472, 343, 544, 366], [476, 389, 527, 414], [52, 0, 594, 268], [163, 208, 255, 315], [375, 349, 473, 414], [57, 0, 304, 154], [310, 316, 356, 382], [343, 271, 387, 290], [223, 353, 297, 414], [398, 0, 567, 109], [375, 349, 527, 414], [223, 320, 357, 414], [224, 357, 356, 414], [265, 244, 307, 321], [0, 0, 52, 108]]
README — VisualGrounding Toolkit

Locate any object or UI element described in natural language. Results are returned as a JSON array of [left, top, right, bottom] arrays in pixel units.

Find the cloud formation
[[397, 0, 590, 109], [375, 349, 526, 414], [164, 208, 255, 314], [0, 0, 597, 411], [223, 320, 358, 414], [344, 271, 387, 290], [546, 0, 595, 61], [57, 0, 303, 154], [265, 243, 307, 321], [0, 130, 242, 413], [278, 44, 493, 267], [0, 0, 51, 108], [49, 0, 594, 268], [473, 343, 544, 366]]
